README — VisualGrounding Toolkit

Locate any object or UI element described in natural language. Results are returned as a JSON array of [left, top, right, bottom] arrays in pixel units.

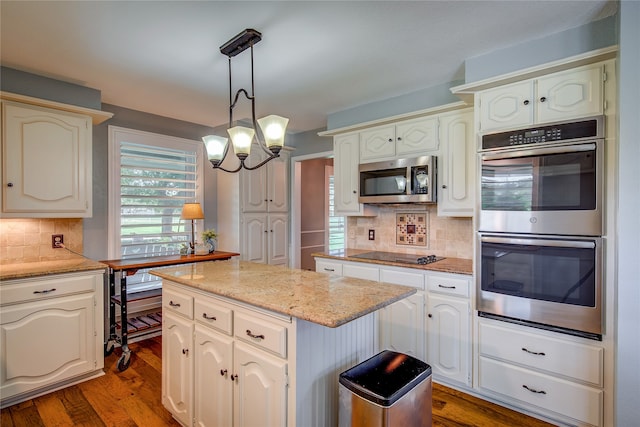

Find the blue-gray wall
[[615, 1, 640, 425]]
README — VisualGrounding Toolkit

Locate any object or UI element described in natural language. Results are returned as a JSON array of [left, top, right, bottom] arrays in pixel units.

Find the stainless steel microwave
[[358, 156, 436, 204]]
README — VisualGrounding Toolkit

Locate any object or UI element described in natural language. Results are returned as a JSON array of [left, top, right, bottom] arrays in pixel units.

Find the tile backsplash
[[347, 205, 473, 259], [0, 218, 84, 264]]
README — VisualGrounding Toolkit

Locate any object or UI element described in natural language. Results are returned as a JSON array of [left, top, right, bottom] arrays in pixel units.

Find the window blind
[[327, 175, 345, 251]]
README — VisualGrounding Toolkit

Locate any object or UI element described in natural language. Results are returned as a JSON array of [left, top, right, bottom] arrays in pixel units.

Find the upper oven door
[[479, 140, 603, 236]]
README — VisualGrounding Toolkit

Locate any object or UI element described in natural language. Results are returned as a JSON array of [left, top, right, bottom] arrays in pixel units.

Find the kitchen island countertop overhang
[[150, 258, 416, 328]]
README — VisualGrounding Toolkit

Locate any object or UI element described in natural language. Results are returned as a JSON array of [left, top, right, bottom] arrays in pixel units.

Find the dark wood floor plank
[[7, 400, 46, 427], [76, 370, 138, 427]]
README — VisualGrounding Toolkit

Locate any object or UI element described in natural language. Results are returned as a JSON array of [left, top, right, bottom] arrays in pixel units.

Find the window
[[327, 173, 345, 252], [109, 126, 204, 291]]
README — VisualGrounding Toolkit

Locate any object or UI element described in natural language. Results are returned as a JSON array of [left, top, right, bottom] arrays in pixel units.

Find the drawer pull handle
[[246, 329, 265, 340], [182, 348, 189, 356], [33, 288, 57, 294], [324, 268, 335, 272], [522, 384, 546, 394], [169, 301, 181, 307], [202, 313, 217, 321], [220, 369, 227, 376], [438, 284, 456, 289], [522, 347, 546, 356]]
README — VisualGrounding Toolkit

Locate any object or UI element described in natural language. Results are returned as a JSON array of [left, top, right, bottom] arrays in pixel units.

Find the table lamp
[[181, 203, 205, 254]]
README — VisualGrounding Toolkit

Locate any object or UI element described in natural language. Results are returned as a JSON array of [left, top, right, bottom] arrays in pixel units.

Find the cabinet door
[[426, 294, 470, 386], [241, 150, 269, 213], [268, 214, 289, 266], [536, 65, 603, 123], [194, 325, 233, 427], [359, 125, 395, 162], [242, 214, 268, 264], [0, 293, 96, 399], [478, 81, 534, 132], [233, 342, 287, 427], [379, 291, 426, 361], [396, 117, 439, 155], [267, 152, 289, 213], [333, 134, 362, 215], [437, 110, 475, 217], [2, 101, 91, 217], [162, 311, 193, 427]]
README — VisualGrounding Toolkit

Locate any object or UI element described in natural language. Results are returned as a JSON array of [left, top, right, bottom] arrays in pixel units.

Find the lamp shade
[[181, 203, 205, 220], [202, 135, 229, 163], [257, 115, 288, 152], [227, 126, 255, 158]]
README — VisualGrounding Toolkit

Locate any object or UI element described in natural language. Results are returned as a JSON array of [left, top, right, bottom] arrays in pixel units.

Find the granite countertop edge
[[0, 258, 108, 281], [312, 249, 473, 276]]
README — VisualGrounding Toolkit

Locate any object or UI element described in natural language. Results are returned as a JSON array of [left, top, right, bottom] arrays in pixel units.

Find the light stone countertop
[[150, 259, 416, 328], [0, 257, 107, 281], [312, 249, 473, 275]]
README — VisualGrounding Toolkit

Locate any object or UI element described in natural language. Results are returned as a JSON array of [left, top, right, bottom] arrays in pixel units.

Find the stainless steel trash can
[[338, 350, 432, 427]]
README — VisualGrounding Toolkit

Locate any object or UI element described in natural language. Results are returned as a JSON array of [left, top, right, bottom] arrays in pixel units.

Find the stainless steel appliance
[[477, 233, 603, 340], [479, 116, 604, 236], [359, 156, 436, 204]]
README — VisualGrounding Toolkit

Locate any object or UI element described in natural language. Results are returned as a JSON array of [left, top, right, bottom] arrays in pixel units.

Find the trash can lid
[[339, 350, 431, 407]]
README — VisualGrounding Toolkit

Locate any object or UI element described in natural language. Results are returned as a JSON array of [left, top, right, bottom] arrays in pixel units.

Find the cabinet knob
[[539, 96, 547, 103], [523, 100, 530, 106], [220, 369, 228, 376], [441, 185, 447, 189], [388, 138, 393, 143], [230, 374, 238, 382], [7, 182, 13, 187], [352, 190, 357, 194], [428, 313, 432, 318], [182, 348, 189, 356], [397, 137, 402, 141]]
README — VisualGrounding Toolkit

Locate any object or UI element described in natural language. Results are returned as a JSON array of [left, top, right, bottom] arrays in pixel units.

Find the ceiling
[[0, 1, 616, 134]]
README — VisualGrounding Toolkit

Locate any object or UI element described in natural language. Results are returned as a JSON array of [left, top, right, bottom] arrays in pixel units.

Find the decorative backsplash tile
[[396, 212, 428, 246]]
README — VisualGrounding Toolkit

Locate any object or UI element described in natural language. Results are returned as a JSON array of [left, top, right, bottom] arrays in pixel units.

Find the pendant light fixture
[[202, 29, 289, 173]]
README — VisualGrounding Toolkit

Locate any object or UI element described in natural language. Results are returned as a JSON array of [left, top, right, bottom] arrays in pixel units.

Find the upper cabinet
[[241, 150, 289, 213], [2, 101, 93, 217], [360, 117, 438, 163], [478, 63, 605, 132], [334, 133, 365, 216], [437, 109, 475, 217]]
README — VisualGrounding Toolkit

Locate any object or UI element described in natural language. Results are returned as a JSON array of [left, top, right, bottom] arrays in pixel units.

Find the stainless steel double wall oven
[[477, 116, 605, 340]]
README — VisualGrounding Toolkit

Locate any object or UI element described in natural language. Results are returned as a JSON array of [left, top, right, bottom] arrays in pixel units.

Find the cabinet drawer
[[195, 299, 233, 335], [479, 321, 603, 386], [479, 356, 603, 427], [234, 312, 287, 358], [163, 288, 193, 319], [342, 263, 379, 281], [426, 273, 469, 298], [315, 259, 343, 276], [0, 273, 97, 306], [380, 268, 424, 289]]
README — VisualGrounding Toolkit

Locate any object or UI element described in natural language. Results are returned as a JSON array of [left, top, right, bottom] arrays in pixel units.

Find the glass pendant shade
[[227, 126, 255, 159], [202, 135, 229, 164], [257, 115, 288, 154]]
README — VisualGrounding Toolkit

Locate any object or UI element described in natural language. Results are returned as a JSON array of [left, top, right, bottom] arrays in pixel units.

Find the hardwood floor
[[1, 336, 554, 427]]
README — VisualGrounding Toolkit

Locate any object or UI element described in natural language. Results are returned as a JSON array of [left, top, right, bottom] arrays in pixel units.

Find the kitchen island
[[150, 259, 416, 427]]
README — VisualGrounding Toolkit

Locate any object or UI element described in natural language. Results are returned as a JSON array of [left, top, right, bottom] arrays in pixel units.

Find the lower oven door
[[477, 233, 603, 338]]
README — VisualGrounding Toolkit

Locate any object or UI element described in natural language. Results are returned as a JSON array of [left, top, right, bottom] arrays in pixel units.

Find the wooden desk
[[101, 251, 239, 371]]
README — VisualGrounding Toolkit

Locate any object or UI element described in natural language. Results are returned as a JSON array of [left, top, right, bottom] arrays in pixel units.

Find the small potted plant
[[201, 229, 218, 253]]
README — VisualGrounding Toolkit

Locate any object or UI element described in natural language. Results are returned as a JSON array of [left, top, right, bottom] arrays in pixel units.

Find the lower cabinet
[[478, 318, 605, 427], [242, 213, 289, 266], [0, 270, 105, 408], [162, 279, 376, 427]]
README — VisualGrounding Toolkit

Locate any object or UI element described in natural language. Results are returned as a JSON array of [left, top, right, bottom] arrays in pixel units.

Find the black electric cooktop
[[350, 251, 444, 265]]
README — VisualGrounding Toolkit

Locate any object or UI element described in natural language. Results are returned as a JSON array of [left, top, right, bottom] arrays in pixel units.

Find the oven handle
[[481, 142, 596, 161], [481, 235, 596, 249]]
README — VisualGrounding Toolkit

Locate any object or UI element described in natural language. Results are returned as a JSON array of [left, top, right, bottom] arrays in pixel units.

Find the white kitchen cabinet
[[478, 63, 605, 132], [0, 270, 105, 408], [242, 213, 288, 265], [1, 101, 93, 217], [163, 283, 289, 427], [426, 272, 471, 386], [360, 117, 439, 163], [437, 108, 475, 217], [379, 291, 426, 361], [241, 150, 289, 213], [478, 318, 605, 426], [333, 133, 377, 217]]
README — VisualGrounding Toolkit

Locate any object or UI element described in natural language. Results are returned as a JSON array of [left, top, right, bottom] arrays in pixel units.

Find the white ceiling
[[0, 1, 616, 133]]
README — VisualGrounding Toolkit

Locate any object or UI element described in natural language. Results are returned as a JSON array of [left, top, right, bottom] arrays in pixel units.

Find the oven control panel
[[482, 116, 603, 150]]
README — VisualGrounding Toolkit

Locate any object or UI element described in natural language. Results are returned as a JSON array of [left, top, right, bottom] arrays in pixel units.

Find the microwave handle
[[481, 235, 596, 249], [481, 142, 596, 161]]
